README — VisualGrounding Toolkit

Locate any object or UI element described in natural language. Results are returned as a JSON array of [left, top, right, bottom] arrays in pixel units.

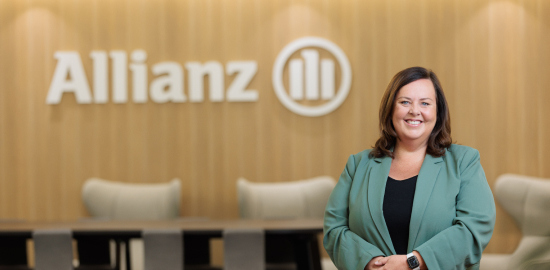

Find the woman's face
[[392, 79, 437, 146]]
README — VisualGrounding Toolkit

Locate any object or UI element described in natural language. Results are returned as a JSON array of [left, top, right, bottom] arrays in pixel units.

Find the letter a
[[46, 51, 92, 104]]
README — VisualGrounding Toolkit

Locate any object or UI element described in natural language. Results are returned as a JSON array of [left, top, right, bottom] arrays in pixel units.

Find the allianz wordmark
[[46, 37, 352, 117]]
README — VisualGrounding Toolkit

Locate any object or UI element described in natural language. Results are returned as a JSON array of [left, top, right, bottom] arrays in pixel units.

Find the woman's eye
[[422, 102, 429, 106], [401, 101, 410, 105]]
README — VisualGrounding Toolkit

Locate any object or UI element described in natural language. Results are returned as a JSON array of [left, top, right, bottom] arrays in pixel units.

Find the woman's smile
[[404, 119, 423, 126]]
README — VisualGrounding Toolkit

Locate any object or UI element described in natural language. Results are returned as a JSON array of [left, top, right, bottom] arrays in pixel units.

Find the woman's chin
[[398, 134, 427, 144]]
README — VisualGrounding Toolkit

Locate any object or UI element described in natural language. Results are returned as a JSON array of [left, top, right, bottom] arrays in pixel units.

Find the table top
[[0, 218, 324, 237]]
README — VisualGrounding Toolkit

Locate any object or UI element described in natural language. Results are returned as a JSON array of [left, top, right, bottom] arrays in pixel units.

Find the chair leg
[[223, 229, 265, 270], [33, 229, 73, 270], [143, 229, 183, 270]]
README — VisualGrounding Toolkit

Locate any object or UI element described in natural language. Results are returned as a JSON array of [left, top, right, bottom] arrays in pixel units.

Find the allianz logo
[[47, 37, 352, 117]]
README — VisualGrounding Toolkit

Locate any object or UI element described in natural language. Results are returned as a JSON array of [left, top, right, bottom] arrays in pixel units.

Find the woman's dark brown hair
[[371, 67, 452, 158]]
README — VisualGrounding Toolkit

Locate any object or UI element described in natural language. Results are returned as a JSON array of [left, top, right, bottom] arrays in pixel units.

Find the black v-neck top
[[382, 175, 418, 255]]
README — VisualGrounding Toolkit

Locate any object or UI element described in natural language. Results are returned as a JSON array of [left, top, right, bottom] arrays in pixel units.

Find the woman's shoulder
[[446, 144, 480, 156], [354, 148, 374, 159], [347, 149, 375, 165], [444, 144, 481, 164], [355, 148, 374, 156]]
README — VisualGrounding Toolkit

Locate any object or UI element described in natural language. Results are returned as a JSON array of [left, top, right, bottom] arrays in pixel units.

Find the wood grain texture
[[1, 0, 549, 254]]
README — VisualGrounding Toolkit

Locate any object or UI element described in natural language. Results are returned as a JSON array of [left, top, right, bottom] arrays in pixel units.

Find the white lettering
[[185, 61, 224, 102], [46, 52, 92, 104], [130, 50, 148, 103], [110, 51, 128, 103], [226, 61, 258, 102], [46, 38, 351, 117], [150, 62, 185, 103], [90, 51, 108, 103], [47, 50, 260, 105]]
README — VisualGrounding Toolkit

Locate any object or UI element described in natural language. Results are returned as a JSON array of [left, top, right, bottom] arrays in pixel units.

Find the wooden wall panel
[[1, 0, 550, 254]]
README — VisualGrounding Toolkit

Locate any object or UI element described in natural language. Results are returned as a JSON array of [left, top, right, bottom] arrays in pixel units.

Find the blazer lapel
[[408, 154, 443, 251], [368, 156, 396, 254]]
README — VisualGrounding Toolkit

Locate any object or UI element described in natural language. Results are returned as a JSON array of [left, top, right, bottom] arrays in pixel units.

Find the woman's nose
[[409, 105, 420, 115]]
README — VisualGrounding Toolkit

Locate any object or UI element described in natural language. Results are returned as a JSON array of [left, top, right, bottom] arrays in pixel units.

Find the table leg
[[0, 235, 29, 269], [184, 234, 211, 266], [76, 236, 114, 269], [293, 234, 322, 270], [124, 239, 131, 270]]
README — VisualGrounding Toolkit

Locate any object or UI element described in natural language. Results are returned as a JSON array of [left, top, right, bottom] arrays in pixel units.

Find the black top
[[382, 175, 418, 255]]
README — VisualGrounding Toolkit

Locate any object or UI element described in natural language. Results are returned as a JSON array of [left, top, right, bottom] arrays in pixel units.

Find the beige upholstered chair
[[237, 176, 337, 270], [481, 174, 550, 270], [81, 178, 181, 270], [82, 178, 181, 220], [237, 176, 336, 219]]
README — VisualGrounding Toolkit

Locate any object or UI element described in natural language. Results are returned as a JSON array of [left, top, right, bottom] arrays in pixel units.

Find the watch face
[[407, 256, 420, 268]]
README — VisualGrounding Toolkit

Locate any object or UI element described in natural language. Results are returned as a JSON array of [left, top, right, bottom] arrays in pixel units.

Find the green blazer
[[323, 144, 496, 270]]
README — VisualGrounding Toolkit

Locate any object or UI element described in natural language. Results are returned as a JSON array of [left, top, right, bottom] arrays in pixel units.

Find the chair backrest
[[494, 174, 550, 270], [82, 178, 181, 220], [237, 176, 336, 219], [495, 174, 550, 236]]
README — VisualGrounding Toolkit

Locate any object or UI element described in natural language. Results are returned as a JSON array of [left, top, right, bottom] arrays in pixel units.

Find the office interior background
[[0, 0, 548, 256]]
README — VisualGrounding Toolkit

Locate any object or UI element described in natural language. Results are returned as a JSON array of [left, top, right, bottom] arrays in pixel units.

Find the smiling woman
[[323, 67, 496, 270]]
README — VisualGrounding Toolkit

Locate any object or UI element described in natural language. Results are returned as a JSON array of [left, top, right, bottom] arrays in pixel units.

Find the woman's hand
[[373, 255, 409, 269], [373, 251, 427, 270], [364, 256, 385, 270]]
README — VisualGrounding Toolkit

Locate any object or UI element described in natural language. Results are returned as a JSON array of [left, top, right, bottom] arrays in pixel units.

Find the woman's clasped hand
[[366, 251, 425, 270]]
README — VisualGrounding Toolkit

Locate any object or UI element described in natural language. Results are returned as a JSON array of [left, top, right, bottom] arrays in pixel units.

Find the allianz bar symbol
[[273, 37, 351, 117], [46, 37, 352, 117], [289, 49, 335, 101]]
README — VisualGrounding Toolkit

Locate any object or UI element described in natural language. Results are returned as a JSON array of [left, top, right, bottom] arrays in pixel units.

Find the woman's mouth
[[405, 120, 422, 126]]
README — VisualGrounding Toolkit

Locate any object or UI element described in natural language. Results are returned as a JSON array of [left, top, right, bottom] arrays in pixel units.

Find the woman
[[323, 67, 496, 270]]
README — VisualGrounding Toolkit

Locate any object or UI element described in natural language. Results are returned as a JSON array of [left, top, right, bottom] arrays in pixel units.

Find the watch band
[[406, 253, 420, 270]]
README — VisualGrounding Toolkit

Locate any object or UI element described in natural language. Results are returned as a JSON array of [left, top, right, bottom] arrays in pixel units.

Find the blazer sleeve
[[323, 154, 385, 270], [415, 149, 496, 270]]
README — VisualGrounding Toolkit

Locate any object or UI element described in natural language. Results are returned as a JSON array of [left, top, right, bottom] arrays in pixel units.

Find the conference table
[[0, 218, 324, 270]]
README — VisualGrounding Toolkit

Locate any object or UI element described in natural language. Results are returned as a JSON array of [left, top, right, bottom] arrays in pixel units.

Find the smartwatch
[[406, 253, 420, 270]]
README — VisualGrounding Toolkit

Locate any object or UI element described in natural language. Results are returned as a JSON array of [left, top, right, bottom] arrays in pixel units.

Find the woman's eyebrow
[[397, 97, 433, 101]]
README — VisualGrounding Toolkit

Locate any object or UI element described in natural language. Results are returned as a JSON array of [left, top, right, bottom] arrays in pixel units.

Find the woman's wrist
[[412, 250, 427, 270]]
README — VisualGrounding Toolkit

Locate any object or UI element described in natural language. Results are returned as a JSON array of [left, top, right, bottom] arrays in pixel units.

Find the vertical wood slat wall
[[0, 0, 548, 254]]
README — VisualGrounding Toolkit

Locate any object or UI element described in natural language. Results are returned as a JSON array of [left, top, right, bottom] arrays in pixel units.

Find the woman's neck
[[394, 140, 428, 159], [389, 141, 427, 179]]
